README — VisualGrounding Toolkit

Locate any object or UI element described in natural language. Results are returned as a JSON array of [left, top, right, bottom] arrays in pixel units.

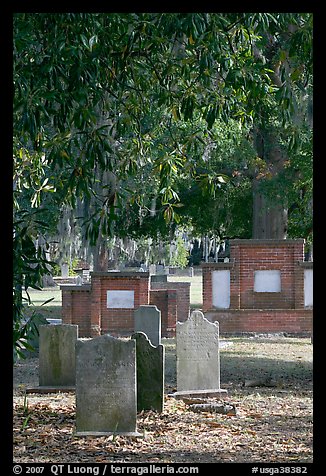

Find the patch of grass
[[22, 287, 62, 306], [220, 337, 312, 388]]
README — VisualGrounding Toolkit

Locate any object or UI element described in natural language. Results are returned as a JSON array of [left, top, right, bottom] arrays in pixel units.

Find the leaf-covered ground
[[13, 336, 313, 463]]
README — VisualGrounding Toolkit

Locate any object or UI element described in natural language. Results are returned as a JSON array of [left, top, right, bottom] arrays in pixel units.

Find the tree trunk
[[252, 126, 288, 239], [90, 167, 118, 272], [252, 180, 288, 239], [92, 236, 109, 272]]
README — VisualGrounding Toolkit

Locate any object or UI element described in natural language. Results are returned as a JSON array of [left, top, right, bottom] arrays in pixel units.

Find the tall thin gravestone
[[134, 305, 161, 347], [173, 310, 227, 399], [38, 324, 78, 389], [75, 334, 141, 436], [132, 332, 164, 413]]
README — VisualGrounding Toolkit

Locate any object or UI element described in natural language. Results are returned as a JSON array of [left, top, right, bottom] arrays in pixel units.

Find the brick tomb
[[202, 239, 313, 334], [61, 272, 190, 337]]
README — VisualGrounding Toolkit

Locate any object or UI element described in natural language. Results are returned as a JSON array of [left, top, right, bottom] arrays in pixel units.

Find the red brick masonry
[[61, 272, 190, 337], [61, 240, 312, 337], [202, 239, 313, 334]]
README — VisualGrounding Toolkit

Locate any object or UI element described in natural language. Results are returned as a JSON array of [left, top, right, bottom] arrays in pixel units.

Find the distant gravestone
[[173, 310, 227, 399], [132, 332, 164, 413], [149, 264, 156, 275], [61, 263, 69, 278], [39, 324, 78, 388], [156, 264, 165, 274], [75, 334, 141, 437], [134, 305, 161, 347]]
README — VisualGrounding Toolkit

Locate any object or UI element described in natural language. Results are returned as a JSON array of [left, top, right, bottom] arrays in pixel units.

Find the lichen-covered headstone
[[174, 310, 227, 398], [39, 324, 78, 388], [134, 305, 161, 347], [75, 334, 141, 436], [132, 332, 164, 412]]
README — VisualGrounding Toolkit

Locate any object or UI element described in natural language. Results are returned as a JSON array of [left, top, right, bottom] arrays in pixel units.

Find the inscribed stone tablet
[[254, 270, 281, 292], [75, 334, 139, 436], [134, 305, 161, 347], [39, 324, 78, 387], [304, 269, 313, 308], [212, 270, 230, 309], [132, 332, 164, 412], [107, 290, 135, 308], [176, 310, 220, 392]]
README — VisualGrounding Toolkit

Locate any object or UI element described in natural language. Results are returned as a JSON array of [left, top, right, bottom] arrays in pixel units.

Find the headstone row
[[35, 322, 164, 436], [76, 332, 164, 436], [34, 308, 225, 436]]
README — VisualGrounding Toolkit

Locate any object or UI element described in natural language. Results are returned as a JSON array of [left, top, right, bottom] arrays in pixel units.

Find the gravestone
[[61, 263, 69, 278], [156, 264, 165, 274], [134, 305, 161, 347], [132, 332, 164, 412], [38, 324, 78, 389], [75, 334, 141, 437], [149, 264, 156, 275], [173, 310, 227, 399]]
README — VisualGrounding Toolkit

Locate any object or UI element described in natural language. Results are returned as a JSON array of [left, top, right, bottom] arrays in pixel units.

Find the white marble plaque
[[254, 270, 281, 293], [304, 269, 313, 308], [107, 290, 134, 309], [212, 270, 230, 309]]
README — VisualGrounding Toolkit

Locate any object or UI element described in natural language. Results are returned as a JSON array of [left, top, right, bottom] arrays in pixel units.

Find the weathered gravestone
[[75, 334, 141, 437], [132, 332, 164, 412], [60, 262, 69, 278], [134, 305, 161, 347], [173, 310, 227, 399], [37, 324, 78, 391]]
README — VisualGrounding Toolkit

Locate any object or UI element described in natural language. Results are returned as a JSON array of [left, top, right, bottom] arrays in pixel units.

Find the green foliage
[[51, 263, 61, 277], [13, 13, 313, 359], [169, 236, 190, 269]]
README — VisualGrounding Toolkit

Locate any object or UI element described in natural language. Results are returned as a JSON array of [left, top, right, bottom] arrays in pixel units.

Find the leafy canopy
[[13, 12, 312, 358]]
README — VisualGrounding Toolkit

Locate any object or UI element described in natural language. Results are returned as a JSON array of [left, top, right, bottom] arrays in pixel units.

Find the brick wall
[[61, 272, 150, 337], [150, 281, 190, 322], [93, 272, 150, 336], [149, 289, 177, 337], [61, 272, 186, 338], [233, 239, 304, 310], [204, 309, 312, 335], [61, 286, 91, 337], [202, 239, 312, 334]]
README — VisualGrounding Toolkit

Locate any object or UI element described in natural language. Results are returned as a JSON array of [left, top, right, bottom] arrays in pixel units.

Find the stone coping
[[201, 261, 234, 268], [90, 271, 150, 278], [298, 261, 313, 268], [230, 239, 305, 246], [60, 284, 91, 291]]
